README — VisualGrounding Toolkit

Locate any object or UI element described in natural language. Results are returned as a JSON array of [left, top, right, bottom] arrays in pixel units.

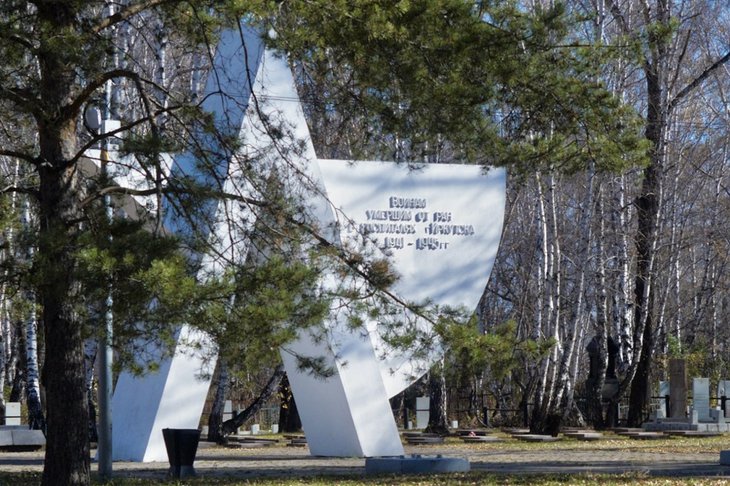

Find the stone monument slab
[[718, 380, 730, 418], [416, 397, 430, 430], [659, 380, 670, 418], [669, 359, 687, 419], [693, 377, 710, 422]]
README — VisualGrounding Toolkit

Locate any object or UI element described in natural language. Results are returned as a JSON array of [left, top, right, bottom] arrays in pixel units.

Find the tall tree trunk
[[626, 110, 662, 425], [41, 288, 89, 486], [36, 10, 89, 485], [9, 319, 26, 403], [0, 158, 20, 424], [556, 172, 596, 416], [0, 311, 5, 424], [611, 175, 633, 370]]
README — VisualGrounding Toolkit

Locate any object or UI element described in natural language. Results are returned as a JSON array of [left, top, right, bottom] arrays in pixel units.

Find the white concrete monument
[[110, 24, 505, 461]]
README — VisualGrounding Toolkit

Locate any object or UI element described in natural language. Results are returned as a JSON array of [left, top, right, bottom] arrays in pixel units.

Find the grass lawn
[[2, 472, 729, 486], [1, 432, 728, 485]]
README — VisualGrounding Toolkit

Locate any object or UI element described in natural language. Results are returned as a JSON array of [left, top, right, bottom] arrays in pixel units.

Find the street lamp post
[[85, 104, 118, 481], [98, 117, 119, 482]]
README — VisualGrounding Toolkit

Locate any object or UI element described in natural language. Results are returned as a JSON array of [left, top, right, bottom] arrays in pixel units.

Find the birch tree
[[600, 0, 730, 424]]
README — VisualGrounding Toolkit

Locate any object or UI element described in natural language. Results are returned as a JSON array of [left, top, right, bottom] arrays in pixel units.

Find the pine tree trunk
[[207, 361, 228, 443], [627, 57, 664, 427], [35, 2, 91, 482], [41, 294, 90, 486]]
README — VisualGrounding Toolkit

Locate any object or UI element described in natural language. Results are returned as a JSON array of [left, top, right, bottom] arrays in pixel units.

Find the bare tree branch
[[92, 0, 175, 34], [669, 50, 730, 112], [78, 183, 269, 210], [0, 150, 38, 165]]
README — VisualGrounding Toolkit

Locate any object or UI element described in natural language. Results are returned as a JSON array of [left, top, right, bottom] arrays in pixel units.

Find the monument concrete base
[[644, 420, 730, 432], [365, 455, 470, 475]]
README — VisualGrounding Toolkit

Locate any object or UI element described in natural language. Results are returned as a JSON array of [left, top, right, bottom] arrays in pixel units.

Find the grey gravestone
[[718, 380, 730, 417], [690, 408, 699, 425], [5, 402, 20, 426], [693, 377, 710, 421], [659, 381, 670, 418], [415, 396, 429, 429], [223, 400, 233, 421], [669, 359, 687, 419]]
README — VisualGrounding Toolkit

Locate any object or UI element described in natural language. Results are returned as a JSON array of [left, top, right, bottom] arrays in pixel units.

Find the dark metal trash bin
[[162, 428, 200, 478]]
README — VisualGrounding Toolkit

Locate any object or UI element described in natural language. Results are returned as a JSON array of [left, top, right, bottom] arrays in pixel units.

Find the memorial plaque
[[669, 358, 687, 419]]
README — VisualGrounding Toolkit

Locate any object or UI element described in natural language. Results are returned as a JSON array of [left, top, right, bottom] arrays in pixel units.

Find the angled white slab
[[111, 25, 266, 462], [244, 39, 406, 458]]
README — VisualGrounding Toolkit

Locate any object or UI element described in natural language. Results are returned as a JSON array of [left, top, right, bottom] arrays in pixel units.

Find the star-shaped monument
[[108, 24, 505, 461]]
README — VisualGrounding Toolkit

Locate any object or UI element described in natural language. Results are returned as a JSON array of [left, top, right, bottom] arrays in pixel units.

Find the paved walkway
[[1, 441, 730, 480]]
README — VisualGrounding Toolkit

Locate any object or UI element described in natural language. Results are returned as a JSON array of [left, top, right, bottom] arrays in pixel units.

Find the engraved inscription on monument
[[350, 195, 477, 252]]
